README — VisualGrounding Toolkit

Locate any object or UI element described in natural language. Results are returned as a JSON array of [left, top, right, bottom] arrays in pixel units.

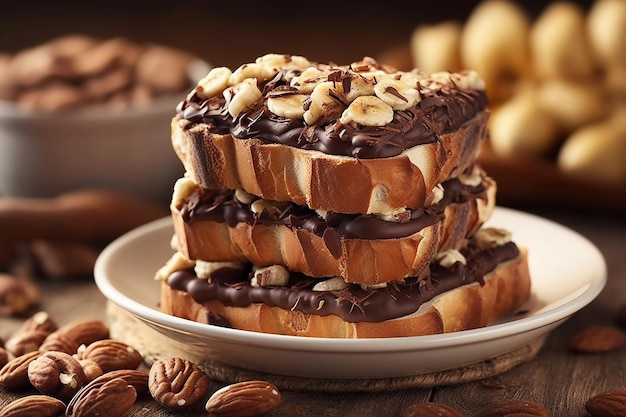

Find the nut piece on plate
[[205, 380, 282, 417], [0, 394, 66, 417], [28, 350, 87, 401], [148, 356, 211, 409]]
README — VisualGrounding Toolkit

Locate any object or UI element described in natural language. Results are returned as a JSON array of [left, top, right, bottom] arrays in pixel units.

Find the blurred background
[[0, 0, 595, 67], [0, 0, 623, 213]]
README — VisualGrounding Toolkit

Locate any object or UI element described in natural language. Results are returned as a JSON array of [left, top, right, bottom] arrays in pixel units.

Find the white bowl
[[0, 60, 209, 204]]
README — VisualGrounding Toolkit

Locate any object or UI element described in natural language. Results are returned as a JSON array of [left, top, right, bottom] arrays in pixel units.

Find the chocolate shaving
[[385, 86, 408, 102]]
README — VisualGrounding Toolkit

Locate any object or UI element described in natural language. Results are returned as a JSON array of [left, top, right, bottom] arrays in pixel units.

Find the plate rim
[[94, 206, 607, 354]]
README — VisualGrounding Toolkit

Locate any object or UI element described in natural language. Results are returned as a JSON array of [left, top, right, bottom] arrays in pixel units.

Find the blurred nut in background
[[0, 34, 199, 111], [0, 34, 209, 203]]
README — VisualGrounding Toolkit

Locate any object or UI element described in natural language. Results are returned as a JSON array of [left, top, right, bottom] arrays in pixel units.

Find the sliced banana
[[267, 93, 308, 119], [256, 53, 311, 71], [374, 78, 421, 110], [303, 81, 345, 125], [339, 95, 394, 126], [343, 74, 376, 103], [224, 78, 262, 118], [229, 62, 277, 85], [195, 66, 232, 99], [291, 67, 328, 94]]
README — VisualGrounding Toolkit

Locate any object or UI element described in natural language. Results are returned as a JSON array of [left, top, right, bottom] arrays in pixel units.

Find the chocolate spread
[[167, 241, 520, 324], [180, 172, 490, 241], [176, 68, 488, 159]]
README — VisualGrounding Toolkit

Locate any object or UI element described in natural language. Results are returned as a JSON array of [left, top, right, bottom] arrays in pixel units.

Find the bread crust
[[171, 112, 488, 215], [160, 246, 530, 338], [171, 176, 496, 284]]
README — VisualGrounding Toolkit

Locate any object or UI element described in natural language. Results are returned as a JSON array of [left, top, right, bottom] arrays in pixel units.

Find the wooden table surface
[[0, 205, 624, 416]]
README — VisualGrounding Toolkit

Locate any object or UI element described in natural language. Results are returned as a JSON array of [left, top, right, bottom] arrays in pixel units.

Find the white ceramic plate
[[94, 207, 606, 379]]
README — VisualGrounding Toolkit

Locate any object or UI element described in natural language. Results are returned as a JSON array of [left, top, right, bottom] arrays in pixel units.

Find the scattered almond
[[75, 339, 142, 372], [89, 368, 149, 396], [472, 399, 550, 416], [0, 350, 42, 389], [585, 389, 626, 417], [65, 376, 137, 417], [569, 325, 626, 353], [52, 319, 109, 347], [403, 401, 464, 417], [205, 380, 282, 417], [5, 329, 49, 356], [0, 394, 66, 417]]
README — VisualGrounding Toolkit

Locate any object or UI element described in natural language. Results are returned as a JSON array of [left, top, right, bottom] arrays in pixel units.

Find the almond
[[0, 394, 66, 417], [76, 339, 142, 372], [205, 380, 282, 417], [149, 356, 210, 409], [585, 389, 626, 417], [65, 377, 137, 417], [569, 326, 625, 353], [472, 399, 550, 416], [0, 350, 42, 389], [16, 311, 58, 334], [90, 368, 149, 396], [5, 329, 49, 356], [52, 319, 109, 346], [403, 402, 464, 417]]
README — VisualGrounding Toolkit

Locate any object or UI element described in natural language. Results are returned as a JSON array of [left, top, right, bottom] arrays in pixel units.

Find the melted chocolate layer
[[176, 68, 488, 159], [180, 174, 488, 241], [167, 241, 520, 323]]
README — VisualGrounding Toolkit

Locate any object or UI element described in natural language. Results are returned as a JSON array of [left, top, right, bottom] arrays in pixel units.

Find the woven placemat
[[107, 302, 546, 392]]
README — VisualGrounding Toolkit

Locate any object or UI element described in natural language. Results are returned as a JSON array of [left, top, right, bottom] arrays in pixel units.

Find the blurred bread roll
[[536, 79, 610, 132], [461, 0, 531, 104], [587, 0, 626, 68], [558, 107, 626, 185], [410, 21, 462, 74], [530, 2, 597, 81], [489, 88, 561, 158]]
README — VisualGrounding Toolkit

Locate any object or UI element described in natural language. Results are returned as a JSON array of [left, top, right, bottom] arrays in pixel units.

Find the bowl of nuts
[[0, 35, 210, 204]]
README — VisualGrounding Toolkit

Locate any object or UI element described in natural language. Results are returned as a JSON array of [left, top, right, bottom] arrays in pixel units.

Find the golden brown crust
[[171, 176, 496, 284], [171, 112, 488, 215], [159, 246, 530, 338]]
